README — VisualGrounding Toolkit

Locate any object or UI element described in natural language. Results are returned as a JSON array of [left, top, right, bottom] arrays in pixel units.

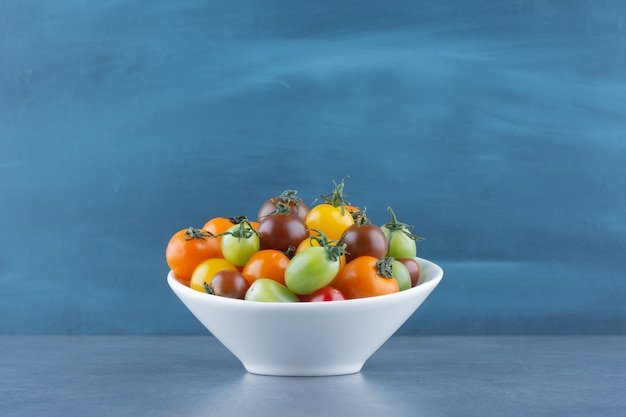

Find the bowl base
[[243, 362, 364, 377]]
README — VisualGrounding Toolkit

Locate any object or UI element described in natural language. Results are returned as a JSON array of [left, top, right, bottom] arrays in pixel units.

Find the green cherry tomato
[[244, 279, 300, 302], [381, 207, 423, 259], [285, 245, 342, 295], [220, 223, 260, 267], [383, 228, 417, 259], [392, 260, 412, 291]]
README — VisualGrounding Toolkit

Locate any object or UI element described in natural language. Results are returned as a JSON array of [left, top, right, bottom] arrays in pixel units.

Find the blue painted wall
[[1, 0, 625, 335]]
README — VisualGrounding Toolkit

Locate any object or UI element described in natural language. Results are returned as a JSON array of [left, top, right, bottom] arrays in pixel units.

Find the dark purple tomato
[[341, 223, 388, 263], [257, 190, 309, 222], [396, 257, 420, 287], [258, 213, 309, 254], [206, 270, 250, 299]]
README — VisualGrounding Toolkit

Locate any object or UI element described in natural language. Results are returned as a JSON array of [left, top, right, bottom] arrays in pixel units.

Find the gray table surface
[[2, 335, 625, 417]]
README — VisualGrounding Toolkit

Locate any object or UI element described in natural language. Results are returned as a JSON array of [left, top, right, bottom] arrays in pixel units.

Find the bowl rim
[[167, 256, 443, 310]]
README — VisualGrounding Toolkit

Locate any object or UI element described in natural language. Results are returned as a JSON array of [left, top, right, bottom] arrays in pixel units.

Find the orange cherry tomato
[[241, 249, 290, 286], [332, 256, 400, 299], [166, 227, 220, 285]]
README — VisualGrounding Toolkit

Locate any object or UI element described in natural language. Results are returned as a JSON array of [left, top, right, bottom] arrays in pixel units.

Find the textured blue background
[[1, 0, 625, 335]]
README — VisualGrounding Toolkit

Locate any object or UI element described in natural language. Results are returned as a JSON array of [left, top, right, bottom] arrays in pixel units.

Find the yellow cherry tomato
[[190, 258, 238, 292], [305, 204, 354, 242]]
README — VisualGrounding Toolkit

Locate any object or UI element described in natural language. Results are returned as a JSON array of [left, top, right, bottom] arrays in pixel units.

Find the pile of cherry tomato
[[166, 179, 424, 302]]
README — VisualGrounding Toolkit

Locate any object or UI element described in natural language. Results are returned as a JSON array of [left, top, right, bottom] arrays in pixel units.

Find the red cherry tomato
[[299, 286, 346, 302]]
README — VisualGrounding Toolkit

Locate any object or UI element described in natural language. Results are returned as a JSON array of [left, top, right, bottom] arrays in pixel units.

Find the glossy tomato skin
[[207, 269, 250, 299], [299, 286, 346, 302], [220, 224, 260, 267], [341, 223, 387, 263], [244, 279, 300, 302], [202, 217, 259, 259], [189, 258, 238, 292], [381, 207, 422, 259], [397, 257, 420, 287], [383, 227, 417, 259], [305, 204, 354, 242], [296, 237, 346, 271], [284, 246, 341, 295], [241, 249, 290, 286], [392, 260, 412, 291], [166, 227, 220, 285], [202, 217, 237, 259], [332, 256, 400, 299], [258, 213, 308, 254]]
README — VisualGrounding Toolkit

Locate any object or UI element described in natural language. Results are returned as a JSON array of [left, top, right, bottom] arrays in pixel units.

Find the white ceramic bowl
[[167, 257, 443, 376]]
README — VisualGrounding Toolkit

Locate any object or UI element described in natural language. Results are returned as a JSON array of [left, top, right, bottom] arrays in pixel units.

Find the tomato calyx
[[307, 229, 346, 263], [269, 201, 294, 216], [382, 207, 424, 242], [228, 215, 249, 225], [275, 189, 305, 213], [183, 227, 214, 241], [316, 176, 351, 215], [284, 245, 297, 258], [259, 190, 306, 220], [203, 281, 215, 295], [350, 208, 370, 226], [375, 257, 396, 279], [219, 218, 258, 241]]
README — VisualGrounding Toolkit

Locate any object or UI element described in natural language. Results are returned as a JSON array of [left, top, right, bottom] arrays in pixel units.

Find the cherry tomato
[[397, 257, 420, 287], [257, 189, 309, 221], [245, 279, 300, 302], [305, 177, 355, 241], [305, 204, 354, 242], [206, 269, 250, 299], [381, 207, 424, 259], [220, 222, 260, 267], [332, 256, 400, 299], [203, 216, 250, 259], [166, 227, 220, 285], [392, 259, 412, 291], [296, 236, 346, 271], [284, 244, 344, 295], [258, 203, 309, 253], [189, 258, 238, 292], [299, 286, 346, 302], [340, 212, 387, 263], [241, 249, 290, 286]]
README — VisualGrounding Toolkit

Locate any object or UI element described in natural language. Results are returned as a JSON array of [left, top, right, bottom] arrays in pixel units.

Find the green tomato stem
[[316, 176, 351, 214], [383, 207, 424, 241], [306, 229, 346, 262]]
